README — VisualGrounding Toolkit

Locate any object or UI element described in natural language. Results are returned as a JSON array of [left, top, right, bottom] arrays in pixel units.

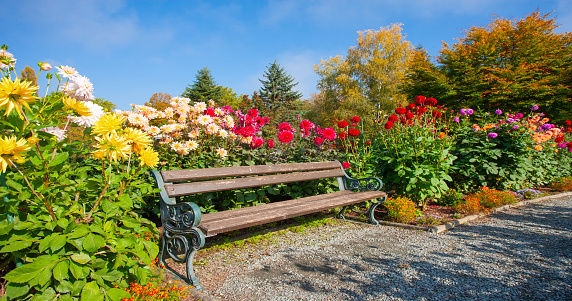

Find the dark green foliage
[[258, 60, 302, 111], [181, 67, 224, 103]]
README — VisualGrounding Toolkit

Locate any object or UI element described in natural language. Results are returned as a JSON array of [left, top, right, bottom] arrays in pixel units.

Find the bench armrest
[[343, 175, 384, 192], [162, 201, 202, 233]]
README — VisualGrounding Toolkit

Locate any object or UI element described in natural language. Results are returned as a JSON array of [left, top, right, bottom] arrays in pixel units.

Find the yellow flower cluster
[[0, 136, 31, 173], [91, 113, 158, 167]]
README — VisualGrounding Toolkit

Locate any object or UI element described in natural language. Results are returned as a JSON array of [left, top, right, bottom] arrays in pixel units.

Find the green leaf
[[93, 269, 122, 282], [71, 253, 91, 264], [1, 240, 33, 253], [69, 260, 86, 279], [53, 260, 69, 281], [83, 233, 105, 253], [55, 280, 74, 294], [57, 218, 69, 230], [5, 179, 23, 192], [12, 221, 35, 230], [141, 239, 159, 258], [5, 282, 30, 299], [50, 234, 67, 252], [72, 279, 86, 296], [37, 265, 52, 287], [80, 281, 103, 301], [48, 152, 69, 167], [69, 226, 90, 239], [106, 288, 131, 301], [5, 259, 53, 286], [116, 194, 133, 210]]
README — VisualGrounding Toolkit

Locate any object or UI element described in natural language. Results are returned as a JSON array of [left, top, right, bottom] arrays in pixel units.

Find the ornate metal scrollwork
[[159, 201, 205, 290], [344, 176, 384, 192]]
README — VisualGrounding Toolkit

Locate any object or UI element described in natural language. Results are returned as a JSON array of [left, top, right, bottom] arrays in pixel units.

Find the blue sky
[[2, 0, 571, 111]]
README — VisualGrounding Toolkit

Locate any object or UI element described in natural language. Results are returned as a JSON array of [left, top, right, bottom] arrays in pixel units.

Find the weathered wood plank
[[199, 190, 386, 236], [161, 161, 342, 182], [200, 190, 355, 223], [165, 169, 345, 197]]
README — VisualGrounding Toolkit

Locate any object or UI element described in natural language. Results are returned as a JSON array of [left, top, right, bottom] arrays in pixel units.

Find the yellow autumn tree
[[311, 23, 413, 125]]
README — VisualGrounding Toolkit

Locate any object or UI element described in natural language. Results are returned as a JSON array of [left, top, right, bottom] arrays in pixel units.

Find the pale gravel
[[193, 196, 572, 301]]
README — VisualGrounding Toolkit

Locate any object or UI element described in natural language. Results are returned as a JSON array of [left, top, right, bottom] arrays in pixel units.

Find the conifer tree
[[182, 67, 223, 103], [258, 60, 302, 110]]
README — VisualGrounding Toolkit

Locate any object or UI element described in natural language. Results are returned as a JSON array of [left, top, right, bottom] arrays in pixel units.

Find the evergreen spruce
[[258, 60, 302, 110], [182, 67, 224, 102]]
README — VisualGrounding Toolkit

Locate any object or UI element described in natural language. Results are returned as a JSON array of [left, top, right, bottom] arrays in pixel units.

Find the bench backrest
[[153, 161, 346, 204]]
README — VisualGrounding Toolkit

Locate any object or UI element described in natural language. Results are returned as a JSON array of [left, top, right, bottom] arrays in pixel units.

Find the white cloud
[[16, 0, 173, 53]]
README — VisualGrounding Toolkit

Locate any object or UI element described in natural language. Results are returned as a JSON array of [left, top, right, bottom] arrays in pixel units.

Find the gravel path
[[194, 196, 572, 301]]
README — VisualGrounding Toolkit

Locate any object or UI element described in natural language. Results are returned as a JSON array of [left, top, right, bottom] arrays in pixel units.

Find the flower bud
[[41, 63, 52, 71], [27, 136, 40, 145]]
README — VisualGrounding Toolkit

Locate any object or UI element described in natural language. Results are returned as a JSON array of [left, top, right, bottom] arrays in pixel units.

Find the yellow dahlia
[[0, 77, 39, 118], [92, 113, 125, 136], [94, 133, 131, 161], [0, 136, 31, 173], [63, 96, 92, 117], [123, 127, 152, 154], [138, 147, 159, 168]]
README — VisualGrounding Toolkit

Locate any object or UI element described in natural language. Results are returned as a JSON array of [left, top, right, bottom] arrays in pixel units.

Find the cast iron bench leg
[[159, 227, 205, 290]]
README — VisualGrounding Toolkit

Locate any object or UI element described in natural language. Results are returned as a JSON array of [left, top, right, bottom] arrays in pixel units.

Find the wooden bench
[[150, 160, 386, 289]]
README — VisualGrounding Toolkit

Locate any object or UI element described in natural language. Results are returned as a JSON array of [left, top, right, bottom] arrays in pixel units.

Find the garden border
[[429, 191, 572, 233]]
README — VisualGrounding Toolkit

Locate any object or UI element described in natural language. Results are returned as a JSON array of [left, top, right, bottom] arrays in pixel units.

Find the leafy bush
[[0, 48, 161, 300], [372, 96, 456, 209], [383, 196, 417, 223]]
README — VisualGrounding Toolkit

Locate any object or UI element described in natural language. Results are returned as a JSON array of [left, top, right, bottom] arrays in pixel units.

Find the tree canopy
[[406, 11, 572, 122], [312, 24, 413, 125], [145, 92, 172, 111], [181, 67, 224, 103], [258, 60, 302, 110]]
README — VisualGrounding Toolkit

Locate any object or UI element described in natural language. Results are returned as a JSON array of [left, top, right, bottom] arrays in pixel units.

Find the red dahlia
[[314, 137, 324, 146], [321, 127, 337, 140], [566, 120, 572, 126], [278, 122, 293, 132], [277, 131, 294, 143], [405, 112, 414, 119], [350, 116, 361, 123], [555, 136, 565, 143], [348, 129, 360, 136], [339, 132, 348, 139], [388, 114, 398, 122], [432, 111, 442, 118], [425, 98, 438, 106], [395, 108, 406, 115], [337, 120, 349, 128], [414, 95, 426, 105], [384, 121, 394, 129]]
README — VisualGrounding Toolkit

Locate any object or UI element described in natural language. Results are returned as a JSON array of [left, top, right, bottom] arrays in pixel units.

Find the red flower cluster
[[339, 132, 348, 139], [384, 95, 442, 129], [342, 162, 351, 169], [314, 137, 324, 145], [351, 116, 361, 123], [565, 120, 572, 126]]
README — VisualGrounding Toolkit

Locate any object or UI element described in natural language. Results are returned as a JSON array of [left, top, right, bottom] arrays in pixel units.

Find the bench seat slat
[[165, 169, 345, 197], [199, 190, 386, 236], [161, 161, 342, 182], [200, 190, 355, 223]]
